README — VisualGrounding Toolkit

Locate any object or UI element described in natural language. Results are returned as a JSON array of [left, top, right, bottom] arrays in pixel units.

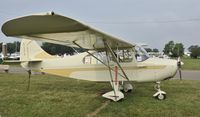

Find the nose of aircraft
[[145, 57, 183, 80], [169, 59, 179, 77], [151, 58, 178, 79], [164, 58, 184, 79]]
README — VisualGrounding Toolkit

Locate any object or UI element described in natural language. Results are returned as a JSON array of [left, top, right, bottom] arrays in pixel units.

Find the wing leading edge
[[2, 11, 135, 50]]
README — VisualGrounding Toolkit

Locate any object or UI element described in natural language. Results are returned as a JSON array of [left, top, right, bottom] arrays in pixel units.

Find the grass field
[[0, 73, 200, 117], [182, 58, 200, 70]]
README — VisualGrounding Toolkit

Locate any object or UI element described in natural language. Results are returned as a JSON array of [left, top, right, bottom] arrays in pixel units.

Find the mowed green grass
[[0, 73, 200, 117], [182, 58, 200, 70]]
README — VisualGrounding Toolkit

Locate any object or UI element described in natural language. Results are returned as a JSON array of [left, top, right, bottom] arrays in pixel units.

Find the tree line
[[144, 48, 159, 53], [1, 41, 200, 58], [163, 41, 200, 58], [41, 42, 85, 55], [163, 41, 184, 57], [0, 41, 20, 54], [188, 45, 200, 58], [0, 41, 84, 55]]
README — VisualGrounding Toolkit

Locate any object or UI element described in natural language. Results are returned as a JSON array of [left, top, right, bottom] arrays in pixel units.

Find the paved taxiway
[[174, 70, 200, 80]]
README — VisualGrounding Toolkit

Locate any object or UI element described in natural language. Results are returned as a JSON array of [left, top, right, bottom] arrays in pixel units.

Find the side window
[[83, 55, 92, 64], [117, 49, 133, 63], [82, 49, 134, 64], [83, 52, 107, 64]]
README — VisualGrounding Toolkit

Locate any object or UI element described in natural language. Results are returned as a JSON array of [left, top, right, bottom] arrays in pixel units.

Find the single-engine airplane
[[1, 12, 181, 101]]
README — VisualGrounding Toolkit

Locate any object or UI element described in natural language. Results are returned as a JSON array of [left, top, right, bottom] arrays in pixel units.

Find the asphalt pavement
[[174, 70, 200, 80]]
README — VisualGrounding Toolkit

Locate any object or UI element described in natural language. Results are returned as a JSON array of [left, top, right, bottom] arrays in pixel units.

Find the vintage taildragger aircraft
[[1, 12, 182, 101]]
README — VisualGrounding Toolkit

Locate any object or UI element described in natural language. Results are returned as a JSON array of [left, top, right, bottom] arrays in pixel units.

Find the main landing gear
[[102, 81, 133, 102], [153, 81, 166, 100], [102, 65, 133, 101], [119, 82, 133, 92], [102, 80, 124, 102]]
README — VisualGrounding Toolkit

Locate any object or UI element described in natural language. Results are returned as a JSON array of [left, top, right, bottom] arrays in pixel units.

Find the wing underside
[[2, 12, 135, 50]]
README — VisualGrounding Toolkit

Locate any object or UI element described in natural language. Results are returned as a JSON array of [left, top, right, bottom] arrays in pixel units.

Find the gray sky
[[0, 0, 200, 51]]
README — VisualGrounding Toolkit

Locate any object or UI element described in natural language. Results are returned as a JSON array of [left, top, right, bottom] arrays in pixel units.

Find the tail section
[[20, 39, 54, 61]]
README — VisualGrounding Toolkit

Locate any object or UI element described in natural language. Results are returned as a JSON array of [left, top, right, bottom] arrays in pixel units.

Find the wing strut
[[105, 49, 117, 99], [73, 40, 127, 101], [103, 40, 130, 82], [72, 41, 126, 79]]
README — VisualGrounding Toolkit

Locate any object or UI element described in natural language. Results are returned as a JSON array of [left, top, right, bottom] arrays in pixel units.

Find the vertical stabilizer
[[20, 39, 54, 61]]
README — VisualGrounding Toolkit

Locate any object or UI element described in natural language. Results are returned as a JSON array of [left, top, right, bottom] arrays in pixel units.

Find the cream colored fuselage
[[22, 52, 178, 82]]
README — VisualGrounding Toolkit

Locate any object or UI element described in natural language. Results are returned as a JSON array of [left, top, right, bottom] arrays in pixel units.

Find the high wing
[[2, 11, 135, 50]]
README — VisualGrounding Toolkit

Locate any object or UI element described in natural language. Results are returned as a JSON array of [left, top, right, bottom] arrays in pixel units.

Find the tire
[[156, 93, 166, 100]]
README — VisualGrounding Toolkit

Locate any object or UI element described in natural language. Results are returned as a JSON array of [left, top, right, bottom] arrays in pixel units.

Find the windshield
[[134, 46, 149, 62]]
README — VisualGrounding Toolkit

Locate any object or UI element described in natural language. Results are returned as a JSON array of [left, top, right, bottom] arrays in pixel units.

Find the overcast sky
[[0, 0, 200, 51]]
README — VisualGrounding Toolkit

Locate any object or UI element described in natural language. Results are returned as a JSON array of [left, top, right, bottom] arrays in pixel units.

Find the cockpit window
[[83, 49, 134, 64], [134, 46, 149, 62], [117, 49, 133, 62]]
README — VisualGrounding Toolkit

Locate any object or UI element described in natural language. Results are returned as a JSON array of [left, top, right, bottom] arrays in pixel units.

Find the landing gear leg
[[102, 66, 124, 101], [102, 80, 124, 102], [153, 81, 166, 100]]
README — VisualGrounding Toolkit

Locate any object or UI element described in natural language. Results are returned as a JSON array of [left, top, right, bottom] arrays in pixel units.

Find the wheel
[[119, 84, 124, 91], [156, 93, 166, 100], [123, 83, 133, 93], [123, 88, 132, 92]]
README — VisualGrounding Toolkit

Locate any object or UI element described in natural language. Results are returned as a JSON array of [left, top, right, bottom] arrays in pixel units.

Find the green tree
[[163, 41, 184, 57], [7, 43, 15, 54], [152, 48, 159, 52], [188, 45, 200, 58], [144, 48, 152, 52], [41, 42, 75, 55], [7, 41, 20, 54], [172, 43, 184, 57], [163, 41, 174, 56]]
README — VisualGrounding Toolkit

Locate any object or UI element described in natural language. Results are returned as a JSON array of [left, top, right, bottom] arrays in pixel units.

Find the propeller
[[177, 57, 182, 80]]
